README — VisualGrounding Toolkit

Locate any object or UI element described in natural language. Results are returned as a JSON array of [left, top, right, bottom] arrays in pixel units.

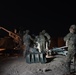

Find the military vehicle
[[0, 26, 23, 56]]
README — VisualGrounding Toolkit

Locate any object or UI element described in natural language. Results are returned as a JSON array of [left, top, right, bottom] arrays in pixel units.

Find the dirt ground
[[0, 54, 75, 75]]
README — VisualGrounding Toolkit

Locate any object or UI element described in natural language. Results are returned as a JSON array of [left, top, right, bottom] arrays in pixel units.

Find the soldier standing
[[23, 30, 33, 57], [64, 25, 76, 75], [42, 30, 51, 50], [39, 32, 46, 52]]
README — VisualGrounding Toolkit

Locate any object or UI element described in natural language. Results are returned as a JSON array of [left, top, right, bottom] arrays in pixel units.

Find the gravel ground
[[0, 55, 74, 75]]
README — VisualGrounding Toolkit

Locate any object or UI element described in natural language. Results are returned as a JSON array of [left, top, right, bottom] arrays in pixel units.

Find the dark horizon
[[0, 1, 76, 37]]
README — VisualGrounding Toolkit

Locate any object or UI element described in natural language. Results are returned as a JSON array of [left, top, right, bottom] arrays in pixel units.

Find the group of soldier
[[11, 24, 76, 75], [22, 29, 51, 57], [22, 24, 76, 75]]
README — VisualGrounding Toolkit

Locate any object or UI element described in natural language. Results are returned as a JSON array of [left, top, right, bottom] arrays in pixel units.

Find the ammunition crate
[[26, 52, 47, 63]]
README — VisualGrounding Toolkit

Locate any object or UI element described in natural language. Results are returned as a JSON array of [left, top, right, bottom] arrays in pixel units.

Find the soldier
[[42, 30, 51, 50], [23, 30, 33, 57], [39, 32, 46, 52], [64, 24, 76, 75]]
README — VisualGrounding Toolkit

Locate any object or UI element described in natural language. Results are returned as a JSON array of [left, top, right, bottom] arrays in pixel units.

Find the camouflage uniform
[[42, 30, 51, 49], [23, 30, 33, 57], [39, 32, 46, 52], [64, 25, 76, 74]]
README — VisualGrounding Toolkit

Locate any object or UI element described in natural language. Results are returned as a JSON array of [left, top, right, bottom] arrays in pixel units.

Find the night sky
[[0, 1, 76, 37]]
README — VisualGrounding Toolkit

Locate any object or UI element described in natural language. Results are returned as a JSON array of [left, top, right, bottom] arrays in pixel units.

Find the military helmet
[[70, 24, 76, 30], [69, 24, 76, 33], [25, 30, 29, 33], [42, 30, 46, 34]]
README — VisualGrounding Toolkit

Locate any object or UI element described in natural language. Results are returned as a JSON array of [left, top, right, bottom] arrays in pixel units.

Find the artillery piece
[[0, 26, 23, 56]]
